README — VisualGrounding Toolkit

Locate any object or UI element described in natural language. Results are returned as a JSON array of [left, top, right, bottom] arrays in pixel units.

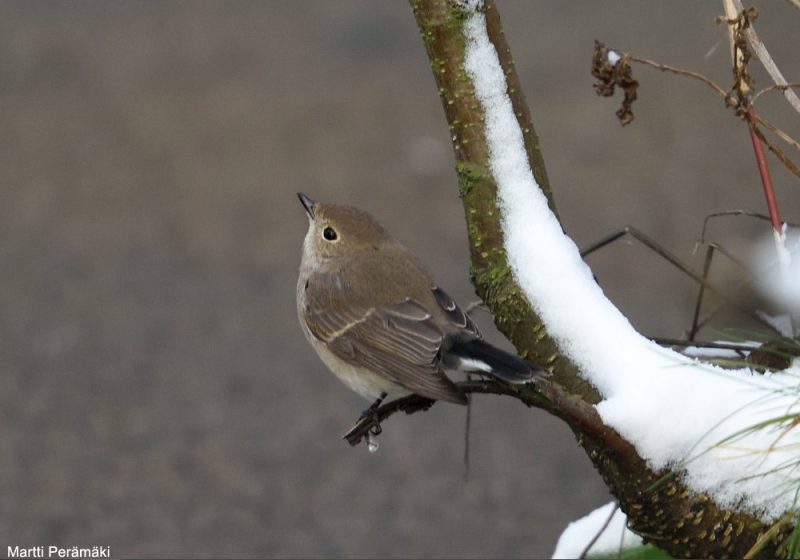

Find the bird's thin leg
[[360, 392, 387, 435]]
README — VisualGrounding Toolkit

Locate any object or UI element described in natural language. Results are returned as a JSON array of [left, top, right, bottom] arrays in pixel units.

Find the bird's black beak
[[297, 192, 316, 219]]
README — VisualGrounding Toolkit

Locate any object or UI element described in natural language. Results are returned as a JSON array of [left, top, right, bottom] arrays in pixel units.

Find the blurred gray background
[[1, 1, 799, 558]]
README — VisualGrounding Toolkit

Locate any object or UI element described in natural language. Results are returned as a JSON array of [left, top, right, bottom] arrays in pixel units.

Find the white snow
[[757, 310, 796, 339], [462, 2, 800, 521], [681, 341, 758, 360], [552, 502, 642, 559], [753, 226, 800, 322]]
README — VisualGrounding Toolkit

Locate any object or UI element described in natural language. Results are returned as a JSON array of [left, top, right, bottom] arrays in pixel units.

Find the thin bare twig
[[579, 503, 620, 559], [701, 210, 773, 244], [722, 0, 750, 96], [747, 107, 783, 232], [601, 46, 800, 176], [580, 226, 781, 334], [653, 338, 754, 354], [753, 112, 800, 153], [785, 0, 800, 11], [628, 55, 800, 170], [690, 245, 716, 341], [728, 0, 800, 115], [750, 120, 800, 179], [628, 55, 729, 99], [720, 5, 800, 178], [699, 210, 800, 246], [753, 83, 800, 105], [720, 4, 792, 276], [632, 56, 800, 177]]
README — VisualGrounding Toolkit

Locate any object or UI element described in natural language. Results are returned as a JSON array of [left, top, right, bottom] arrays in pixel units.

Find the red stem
[[747, 106, 782, 233]]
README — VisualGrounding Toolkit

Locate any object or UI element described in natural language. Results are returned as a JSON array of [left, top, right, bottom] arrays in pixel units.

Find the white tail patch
[[458, 357, 493, 373]]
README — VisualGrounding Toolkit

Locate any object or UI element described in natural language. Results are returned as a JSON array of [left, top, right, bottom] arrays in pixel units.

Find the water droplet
[[366, 432, 380, 453]]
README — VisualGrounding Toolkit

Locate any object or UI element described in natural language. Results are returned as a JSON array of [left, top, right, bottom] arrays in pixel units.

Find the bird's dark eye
[[323, 226, 338, 241]]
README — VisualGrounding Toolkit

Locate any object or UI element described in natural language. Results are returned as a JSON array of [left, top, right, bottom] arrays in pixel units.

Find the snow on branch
[[461, 0, 800, 522]]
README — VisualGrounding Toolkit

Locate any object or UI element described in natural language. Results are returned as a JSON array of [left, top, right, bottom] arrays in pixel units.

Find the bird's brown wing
[[303, 290, 466, 404], [431, 286, 481, 336]]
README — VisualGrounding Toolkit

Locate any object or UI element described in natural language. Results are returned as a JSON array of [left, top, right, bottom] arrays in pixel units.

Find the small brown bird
[[296, 193, 544, 417]]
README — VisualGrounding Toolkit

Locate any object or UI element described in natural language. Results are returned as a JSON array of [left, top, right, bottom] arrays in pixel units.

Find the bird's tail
[[444, 338, 549, 383]]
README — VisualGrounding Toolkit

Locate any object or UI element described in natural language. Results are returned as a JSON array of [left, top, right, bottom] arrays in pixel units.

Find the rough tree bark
[[407, 0, 795, 557]]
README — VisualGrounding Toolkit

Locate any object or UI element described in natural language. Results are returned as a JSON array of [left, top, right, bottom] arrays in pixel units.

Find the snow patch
[[462, 4, 800, 521], [552, 502, 642, 559]]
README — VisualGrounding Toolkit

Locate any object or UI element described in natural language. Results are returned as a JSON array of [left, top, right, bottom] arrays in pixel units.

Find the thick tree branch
[[409, 0, 793, 556], [346, 379, 789, 557], [410, 0, 597, 401], [344, 379, 616, 449]]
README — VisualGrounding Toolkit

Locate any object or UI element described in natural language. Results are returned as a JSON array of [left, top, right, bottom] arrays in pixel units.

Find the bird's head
[[297, 193, 393, 264]]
